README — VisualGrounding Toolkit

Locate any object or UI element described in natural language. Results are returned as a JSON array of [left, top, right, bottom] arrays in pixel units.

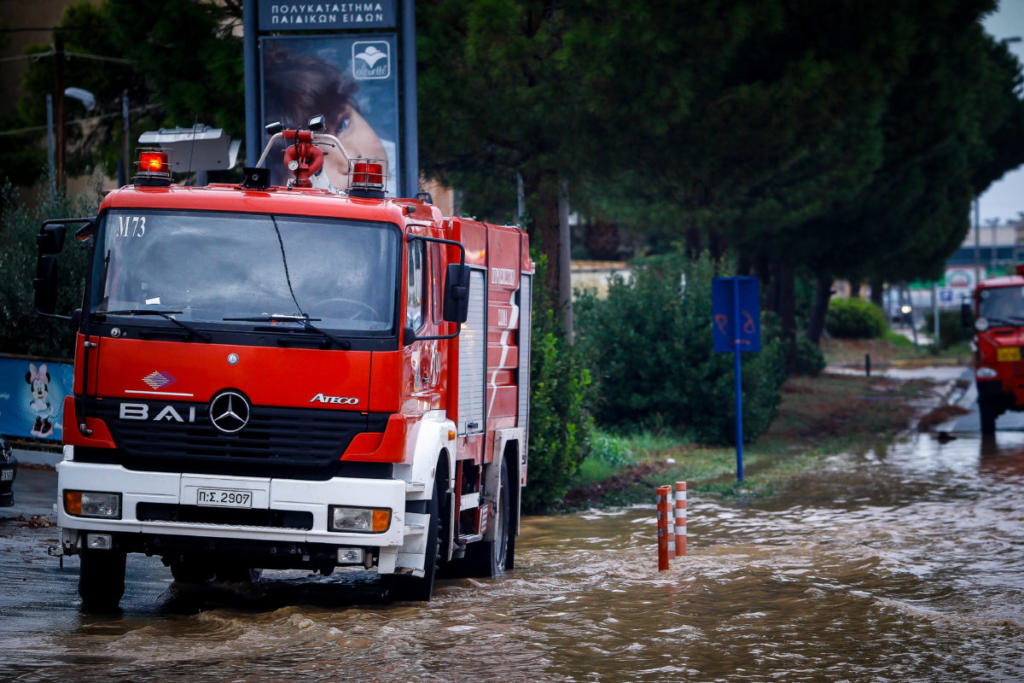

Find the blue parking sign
[[712, 277, 761, 353]]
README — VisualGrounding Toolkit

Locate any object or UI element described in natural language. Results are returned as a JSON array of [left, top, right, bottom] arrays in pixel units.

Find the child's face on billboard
[[324, 107, 387, 190]]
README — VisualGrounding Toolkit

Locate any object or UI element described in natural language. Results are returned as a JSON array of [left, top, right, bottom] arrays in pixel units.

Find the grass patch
[[560, 372, 940, 510], [822, 334, 969, 368]]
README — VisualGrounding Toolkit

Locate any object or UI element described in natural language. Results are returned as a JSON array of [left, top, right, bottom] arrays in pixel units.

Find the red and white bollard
[[674, 481, 687, 557], [657, 485, 671, 571]]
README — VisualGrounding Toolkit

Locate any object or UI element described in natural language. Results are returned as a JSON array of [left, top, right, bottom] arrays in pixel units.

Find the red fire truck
[[965, 264, 1024, 433], [34, 118, 534, 609]]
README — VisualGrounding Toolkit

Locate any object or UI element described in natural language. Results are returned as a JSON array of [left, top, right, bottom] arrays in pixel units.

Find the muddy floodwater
[[2, 431, 1023, 681]]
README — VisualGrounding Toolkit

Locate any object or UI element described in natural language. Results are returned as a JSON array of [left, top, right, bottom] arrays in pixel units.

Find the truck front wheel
[[386, 482, 441, 602], [79, 549, 126, 611], [979, 397, 999, 434]]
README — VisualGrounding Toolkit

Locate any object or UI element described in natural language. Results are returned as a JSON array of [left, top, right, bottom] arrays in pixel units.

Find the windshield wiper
[[99, 309, 212, 342], [222, 314, 351, 350]]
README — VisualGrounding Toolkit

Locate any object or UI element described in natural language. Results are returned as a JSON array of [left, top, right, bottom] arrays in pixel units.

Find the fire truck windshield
[[979, 285, 1024, 324], [90, 210, 399, 334]]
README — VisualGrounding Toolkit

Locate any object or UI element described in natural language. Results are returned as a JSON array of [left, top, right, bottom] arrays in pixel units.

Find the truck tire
[[467, 458, 511, 578], [79, 549, 126, 611], [979, 398, 998, 434], [386, 482, 441, 602]]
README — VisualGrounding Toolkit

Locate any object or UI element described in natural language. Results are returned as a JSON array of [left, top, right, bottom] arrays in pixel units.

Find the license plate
[[998, 347, 1021, 362], [196, 488, 252, 508], [1, 469, 12, 481]]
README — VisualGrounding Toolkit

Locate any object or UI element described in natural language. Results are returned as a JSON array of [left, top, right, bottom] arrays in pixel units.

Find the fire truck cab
[[34, 124, 534, 609]]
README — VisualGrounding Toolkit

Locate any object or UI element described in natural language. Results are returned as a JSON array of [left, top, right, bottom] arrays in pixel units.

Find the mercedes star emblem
[[208, 390, 250, 434]]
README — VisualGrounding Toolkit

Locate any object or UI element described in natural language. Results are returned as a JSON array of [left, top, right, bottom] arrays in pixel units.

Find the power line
[[0, 48, 131, 64], [0, 104, 159, 137]]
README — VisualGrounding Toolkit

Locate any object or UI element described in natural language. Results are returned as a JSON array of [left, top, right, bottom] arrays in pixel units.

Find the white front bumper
[[57, 459, 417, 571]]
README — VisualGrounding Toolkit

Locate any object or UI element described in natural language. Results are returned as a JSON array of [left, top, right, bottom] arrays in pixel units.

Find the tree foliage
[[418, 0, 1024, 365], [1, 1, 242, 185], [0, 182, 96, 358]]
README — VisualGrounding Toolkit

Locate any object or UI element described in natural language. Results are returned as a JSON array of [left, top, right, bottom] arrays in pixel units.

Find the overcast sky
[[980, 2, 1024, 223]]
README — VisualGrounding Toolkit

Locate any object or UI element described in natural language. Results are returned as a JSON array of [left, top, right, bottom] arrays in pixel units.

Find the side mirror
[[443, 264, 471, 323], [961, 301, 974, 329], [37, 224, 66, 255], [34, 255, 59, 314]]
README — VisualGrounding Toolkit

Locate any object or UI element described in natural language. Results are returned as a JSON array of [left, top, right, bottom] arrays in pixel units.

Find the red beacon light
[[349, 158, 386, 197], [134, 150, 172, 186]]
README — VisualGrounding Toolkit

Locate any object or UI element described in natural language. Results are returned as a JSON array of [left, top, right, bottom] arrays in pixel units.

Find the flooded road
[[2, 430, 1023, 681]]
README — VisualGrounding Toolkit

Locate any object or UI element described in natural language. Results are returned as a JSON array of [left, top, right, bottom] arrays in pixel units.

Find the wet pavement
[[1, 390, 1023, 681]]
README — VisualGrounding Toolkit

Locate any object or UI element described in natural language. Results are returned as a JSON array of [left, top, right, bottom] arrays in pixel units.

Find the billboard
[[0, 356, 73, 442], [258, 2, 396, 30], [260, 34, 400, 194]]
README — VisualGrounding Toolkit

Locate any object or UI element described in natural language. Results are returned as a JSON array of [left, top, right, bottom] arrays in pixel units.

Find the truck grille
[[136, 503, 314, 530], [80, 397, 390, 480]]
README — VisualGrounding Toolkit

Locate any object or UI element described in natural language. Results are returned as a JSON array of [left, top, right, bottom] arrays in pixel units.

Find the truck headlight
[[976, 317, 990, 332], [328, 505, 390, 533], [64, 490, 121, 519], [977, 366, 998, 379]]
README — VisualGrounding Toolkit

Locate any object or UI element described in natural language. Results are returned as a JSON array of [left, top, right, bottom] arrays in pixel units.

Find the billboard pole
[[243, 0, 259, 166], [401, 0, 419, 197]]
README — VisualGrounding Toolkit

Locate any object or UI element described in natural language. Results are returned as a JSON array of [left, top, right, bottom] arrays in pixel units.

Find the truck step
[[457, 533, 483, 544], [460, 492, 480, 510]]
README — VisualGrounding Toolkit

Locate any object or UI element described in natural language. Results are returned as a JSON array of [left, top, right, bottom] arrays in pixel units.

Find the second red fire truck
[[965, 265, 1024, 433]]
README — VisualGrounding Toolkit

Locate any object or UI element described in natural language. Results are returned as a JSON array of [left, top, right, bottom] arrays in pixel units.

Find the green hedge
[[576, 253, 786, 444], [921, 309, 973, 349], [824, 297, 887, 339], [522, 255, 594, 512]]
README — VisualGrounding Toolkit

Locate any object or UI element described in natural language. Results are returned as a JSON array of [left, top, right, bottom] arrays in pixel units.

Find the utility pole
[[558, 178, 574, 344], [54, 31, 65, 191], [122, 90, 130, 184], [46, 94, 55, 200], [974, 198, 981, 287]]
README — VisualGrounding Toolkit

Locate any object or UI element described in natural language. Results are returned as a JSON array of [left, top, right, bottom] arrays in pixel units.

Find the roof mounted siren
[[348, 159, 387, 199], [134, 150, 172, 187]]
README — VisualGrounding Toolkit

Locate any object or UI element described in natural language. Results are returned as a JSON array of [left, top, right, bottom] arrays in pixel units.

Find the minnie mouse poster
[[26, 363, 54, 437]]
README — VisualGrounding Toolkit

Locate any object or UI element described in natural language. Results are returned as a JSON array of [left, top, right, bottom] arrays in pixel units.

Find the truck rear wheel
[[79, 549, 126, 611], [467, 458, 511, 578], [979, 398, 998, 434], [386, 483, 441, 602]]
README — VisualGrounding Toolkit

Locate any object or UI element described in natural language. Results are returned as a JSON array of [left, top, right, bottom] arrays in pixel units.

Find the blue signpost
[[712, 276, 761, 482]]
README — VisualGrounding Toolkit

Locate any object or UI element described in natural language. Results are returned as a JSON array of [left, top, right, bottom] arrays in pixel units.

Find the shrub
[[794, 335, 826, 376], [575, 252, 786, 445], [0, 182, 96, 358], [824, 297, 887, 339], [522, 255, 594, 512]]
